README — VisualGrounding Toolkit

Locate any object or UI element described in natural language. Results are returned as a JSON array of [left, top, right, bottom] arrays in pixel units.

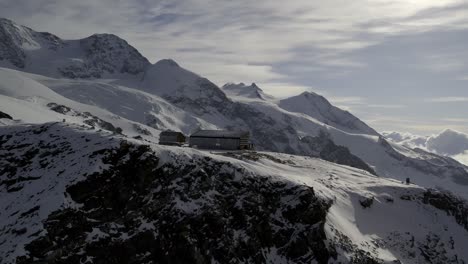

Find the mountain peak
[[80, 33, 141, 52], [89, 33, 120, 38], [142, 58, 222, 98], [299, 90, 319, 97], [155, 59, 180, 67], [222, 82, 273, 101], [0, 18, 150, 78], [0, 17, 39, 68], [279, 91, 377, 135], [0, 17, 14, 26], [297, 91, 333, 106], [82, 33, 135, 47]]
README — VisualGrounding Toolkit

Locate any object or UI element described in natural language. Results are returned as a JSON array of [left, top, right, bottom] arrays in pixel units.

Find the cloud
[[442, 118, 468, 123], [425, 97, 468, 103], [367, 104, 406, 109], [327, 97, 406, 112], [1, 0, 466, 86], [382, 131, 428, 148], [426, 129, 468, 156], [329, 96, 365, 105], [382, 128, 468, 167], [383, 129, 468, 165]]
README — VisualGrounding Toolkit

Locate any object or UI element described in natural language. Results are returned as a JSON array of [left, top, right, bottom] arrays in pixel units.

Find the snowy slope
[[139, 59, 232, 122], [0, 68, 160, 140], [279, 91, 377, 135], [1, 122, 467, 263], [3, 53, 468, 202], [222, 82, 274, 101], [28, 73, 216, 135], [1, 18, 468, 205], [4, 60, 468, 200], [0, 123, 121, 262]]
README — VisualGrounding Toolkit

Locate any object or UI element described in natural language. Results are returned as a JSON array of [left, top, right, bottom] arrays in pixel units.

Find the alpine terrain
[[1, 18, 468, 264]]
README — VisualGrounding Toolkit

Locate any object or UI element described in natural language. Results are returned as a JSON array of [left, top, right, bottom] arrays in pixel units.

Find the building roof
[[190, 130, 249, 138], [160, 130, 185, 137]]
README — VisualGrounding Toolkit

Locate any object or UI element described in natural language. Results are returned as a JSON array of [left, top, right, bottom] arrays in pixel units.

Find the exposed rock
[[133, 123, 152, 136], [47, 102, 122, 134], [47, 102, 74, 115], [359, 196, 375, 208], [2, 123, 468, 264], [0, 18, 150, 78], [220, 151, 295, 165], [421, 189, 468, 232], [327, 228, 383, 264], [383, 231, 463, 264], [59, 34, 150, 78], [17, 142, 334, 264], [0, 110, 12, 119]]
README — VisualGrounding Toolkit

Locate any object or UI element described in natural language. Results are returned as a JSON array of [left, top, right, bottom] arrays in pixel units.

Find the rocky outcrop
[[47, 102, 122, 134], [422, 189, 468, 232], [222, 82, 273, 100], [0, 110, 12, 119], [0, 18, 150, 78], [2, 123, 468, 264], [17, 142, 334, 264], [59, 34, 150, 78]]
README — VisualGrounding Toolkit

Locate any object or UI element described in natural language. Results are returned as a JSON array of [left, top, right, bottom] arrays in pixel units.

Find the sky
[[1, 0, 468, 135]]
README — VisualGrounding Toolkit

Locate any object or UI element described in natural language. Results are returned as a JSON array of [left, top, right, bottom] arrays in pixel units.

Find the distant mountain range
[[1, 17, 468, 263]]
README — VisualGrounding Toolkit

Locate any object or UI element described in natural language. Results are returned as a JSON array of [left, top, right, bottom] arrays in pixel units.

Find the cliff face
[[17, 143, 333, 264], [0, 123, 335, 264]]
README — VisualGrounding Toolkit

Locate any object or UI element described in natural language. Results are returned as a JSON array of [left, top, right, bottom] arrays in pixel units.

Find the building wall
[[239, 136, 249, 148], [160, 135, 180, 143], [177, 134, 186, 143], [189, 137, 241, 150]]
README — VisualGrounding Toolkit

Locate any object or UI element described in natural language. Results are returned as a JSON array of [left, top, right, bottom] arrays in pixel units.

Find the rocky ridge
[[1, 123, 468, 263]]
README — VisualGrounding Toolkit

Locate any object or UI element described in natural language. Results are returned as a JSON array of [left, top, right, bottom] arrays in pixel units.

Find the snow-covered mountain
[[222, 82, 274, 101], [0, 18, 150, 78], [1, 18, 467, 200], [279, 91, 378, 135], [1, 18, 468, 263]]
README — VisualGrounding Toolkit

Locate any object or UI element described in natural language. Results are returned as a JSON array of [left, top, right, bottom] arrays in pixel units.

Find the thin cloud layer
[[425, 97, 468, 103]]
